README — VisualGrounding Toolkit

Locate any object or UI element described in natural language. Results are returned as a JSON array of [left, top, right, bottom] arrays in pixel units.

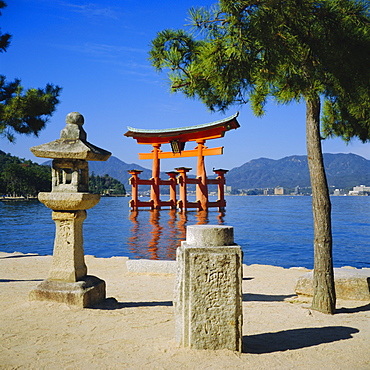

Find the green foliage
[[0, 150, 51, 196], [0, 1, 61, 142], [0, 77, 62, 142], [0, 152, 126, 196], [245, 188, 263, 195], [89, 172, 126, 195], [149, 0, 370, 142], [0, 1, 11, 52]]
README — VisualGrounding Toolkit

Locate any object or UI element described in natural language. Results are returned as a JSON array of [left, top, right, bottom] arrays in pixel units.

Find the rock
[[295, 268, 370, 300]]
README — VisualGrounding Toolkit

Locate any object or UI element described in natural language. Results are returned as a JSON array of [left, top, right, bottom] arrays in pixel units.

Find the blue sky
[[1, 0, 369, 174]]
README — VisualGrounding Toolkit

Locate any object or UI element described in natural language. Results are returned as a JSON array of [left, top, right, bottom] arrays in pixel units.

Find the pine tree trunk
[[305, 96, 336, 314]]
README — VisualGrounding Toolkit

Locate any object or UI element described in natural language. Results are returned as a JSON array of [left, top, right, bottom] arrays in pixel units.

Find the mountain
[[41, 152, 369, 190], [225, 153, 370, 190], [88, 156, 152, 185]]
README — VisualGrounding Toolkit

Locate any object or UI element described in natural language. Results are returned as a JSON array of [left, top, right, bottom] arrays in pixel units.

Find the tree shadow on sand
[[0, 254, 40, 259], [243, 326, 359, 354], [336, 304, 370, 314], [90, 297, 173, 310], [243, 293, 296, 302], [0, 279, 43, 282]]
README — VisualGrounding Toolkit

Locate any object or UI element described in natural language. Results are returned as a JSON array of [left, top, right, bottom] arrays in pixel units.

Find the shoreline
[[1, 251, 369, 369], [2, 251, 370, 271], [0, 196, 38, 201]]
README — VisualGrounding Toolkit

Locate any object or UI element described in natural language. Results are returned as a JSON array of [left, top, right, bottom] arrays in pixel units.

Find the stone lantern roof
[[31, 112, 111, 161]]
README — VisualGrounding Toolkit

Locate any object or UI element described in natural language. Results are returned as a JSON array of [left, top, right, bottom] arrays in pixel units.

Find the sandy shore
[[1, 252, 369, 369]]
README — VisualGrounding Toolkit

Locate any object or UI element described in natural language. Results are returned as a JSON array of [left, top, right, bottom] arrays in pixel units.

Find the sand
[[1, 252, 369, 369]]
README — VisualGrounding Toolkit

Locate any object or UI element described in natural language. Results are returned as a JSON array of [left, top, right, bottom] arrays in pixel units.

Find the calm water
[[0, 196, 369, 269]]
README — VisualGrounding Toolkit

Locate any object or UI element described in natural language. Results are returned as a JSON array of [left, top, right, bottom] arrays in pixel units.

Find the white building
[[333, 189, 344, 196], [349, 185, 370, 196]]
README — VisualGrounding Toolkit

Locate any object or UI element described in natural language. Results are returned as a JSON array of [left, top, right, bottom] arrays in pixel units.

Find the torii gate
[[124, 112, 240, 211]]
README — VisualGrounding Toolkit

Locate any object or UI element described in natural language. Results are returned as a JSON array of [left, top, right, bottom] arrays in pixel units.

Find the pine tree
[[149, 0, 370, 314]]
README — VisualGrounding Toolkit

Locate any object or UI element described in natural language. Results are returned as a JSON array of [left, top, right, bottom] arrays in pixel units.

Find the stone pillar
[[48, 210, 87, 282], [29, 208, 106, 307], [175, 225, 243, 352]]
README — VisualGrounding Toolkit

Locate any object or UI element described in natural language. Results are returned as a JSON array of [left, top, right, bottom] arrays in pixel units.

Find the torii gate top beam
[[124, 112, 239, 145]]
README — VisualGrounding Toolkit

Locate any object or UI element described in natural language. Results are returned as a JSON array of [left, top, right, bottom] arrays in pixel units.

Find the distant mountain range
[[226, 153, 370, 189], [88, 156, 152, 185], [45, 152, 369, 190]]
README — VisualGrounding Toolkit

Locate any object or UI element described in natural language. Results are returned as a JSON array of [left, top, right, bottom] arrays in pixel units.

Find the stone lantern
[[29, 112, 111, 307]]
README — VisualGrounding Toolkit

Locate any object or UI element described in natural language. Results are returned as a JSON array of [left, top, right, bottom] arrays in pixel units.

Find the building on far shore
[[292, 185, 300, 195], [274, 186, 285, 195], [349, 185, 370, 196], [333, 188, 345, 196], [224, 185, 232, 195]]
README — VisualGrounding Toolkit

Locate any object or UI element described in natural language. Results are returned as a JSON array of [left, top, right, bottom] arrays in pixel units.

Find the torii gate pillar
[[196, 140, 208, 211], [150, 143, 161, 210]]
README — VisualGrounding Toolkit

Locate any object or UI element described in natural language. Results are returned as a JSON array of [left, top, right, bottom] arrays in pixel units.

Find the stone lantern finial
[[60, 112, 86, 140], [66, 111, 84, 125]]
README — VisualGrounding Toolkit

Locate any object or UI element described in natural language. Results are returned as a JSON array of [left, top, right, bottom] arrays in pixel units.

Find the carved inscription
[[188, 251, 239, 350], [59, 220, 73, 247]]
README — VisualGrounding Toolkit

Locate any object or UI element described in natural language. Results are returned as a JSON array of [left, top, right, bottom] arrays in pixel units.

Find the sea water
[[0, 195, 369, 269]]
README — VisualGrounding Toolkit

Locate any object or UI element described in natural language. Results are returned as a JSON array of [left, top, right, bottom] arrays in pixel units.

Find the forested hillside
[[89, 173, 126, 195], [0, 150, 50, 196], [0, 151, 125, 196]]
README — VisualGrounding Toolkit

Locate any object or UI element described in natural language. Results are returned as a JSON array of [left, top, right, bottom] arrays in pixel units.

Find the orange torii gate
[[124, 112, 240, 211]]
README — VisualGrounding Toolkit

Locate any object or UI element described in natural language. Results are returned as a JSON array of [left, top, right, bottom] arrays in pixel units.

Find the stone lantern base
[[28, 209, 106, 308], [29, 275, 106, 308]]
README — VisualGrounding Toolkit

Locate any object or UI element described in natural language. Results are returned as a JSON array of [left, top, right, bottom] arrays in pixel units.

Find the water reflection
[[1, 196, 369, 268], [127, 209, 225, 260]]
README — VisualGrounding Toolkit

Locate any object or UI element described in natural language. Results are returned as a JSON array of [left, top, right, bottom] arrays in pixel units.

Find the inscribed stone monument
[[175, 225, 243, 352]]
